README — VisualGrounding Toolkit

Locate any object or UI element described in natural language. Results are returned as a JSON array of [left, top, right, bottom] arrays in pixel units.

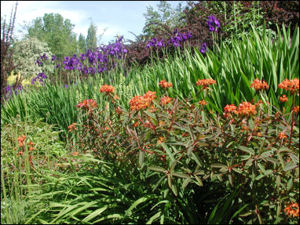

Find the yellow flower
[[21, 79, 31, 87]]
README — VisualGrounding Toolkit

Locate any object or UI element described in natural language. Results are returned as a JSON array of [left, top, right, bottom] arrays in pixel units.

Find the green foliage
[[26, 13, 78, 58], [12, 37, 53, 79], [63, 79, 299, 224], [1, 116, 66, 224], [86, 21, 97, 51], [78, 33, 86, 54], [143, 1, 186, 37], [2, 24, 298, 140]]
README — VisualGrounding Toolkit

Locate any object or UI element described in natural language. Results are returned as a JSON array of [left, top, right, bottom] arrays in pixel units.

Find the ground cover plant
[[1, 2, 299, 224]]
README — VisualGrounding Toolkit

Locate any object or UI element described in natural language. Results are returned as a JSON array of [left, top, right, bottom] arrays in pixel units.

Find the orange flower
[[278, 131, 287, 140], [76, 99, 98, 111], [196, 78, 216, 89], [250, 78, 269, 91], [17, 135, 26, 147], [157, 136, 165, 145], [160, 96, 172, 105], [223, 104, 237, 118], [144, 91, 156, 101], [241, 126, 249, 132], [182, 132, 189, 137], [72, 152, 79, 156], [100, 84, 115, 94], [129, 91, 156, 111], [284, 202, 299, 217], [28, 141, 35, 151], [292, 106, 299, 113], [198, 100, 207, 106], [68, 123, 77, 132], [159, 80, 172, 88], [237, 102, 257, 116], [148, 105, 157, 113], [278, 78, 299, 94], [159, 121, 165, 126], [133, 121, 139, 127], [279, 95, 288, 102]]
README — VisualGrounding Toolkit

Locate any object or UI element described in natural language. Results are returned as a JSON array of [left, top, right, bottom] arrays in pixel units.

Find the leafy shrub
[[13, 37, 53, 79], [62, 77, 299, 224], [258, 1, 299, 33]]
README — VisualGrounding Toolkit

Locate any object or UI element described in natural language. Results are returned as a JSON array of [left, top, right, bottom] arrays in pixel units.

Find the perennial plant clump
[[64, 76, 299, 224]]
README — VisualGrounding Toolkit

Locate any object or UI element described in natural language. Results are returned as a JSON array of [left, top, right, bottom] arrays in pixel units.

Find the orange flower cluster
[[237, 102, 257, 116], [292, 106, 299, 113], [17, 135, 26, 147], [250, 78, 269, 91], [76, 99, 98, 110], [196, 78, 216, 89], [278, 78, 299, 94], [279, 95, 289, 102], [17, 135, 35, 152], [223, 104, 238, 118], [68, 123, 77, 132], [284, 202, 299, 217], [100, 84, 115, 94], [278, 131, 287, 140], [198, 100, 207, 106], [160, 96, 172, 105], [159, 80, 172, 88], [129, 91, 156, 111], [223, 102, 257, 117], [27, 141, 35, 151]]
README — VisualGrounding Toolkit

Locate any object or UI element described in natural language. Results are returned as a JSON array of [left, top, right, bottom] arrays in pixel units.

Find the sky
[[1, 1, 187, 45]]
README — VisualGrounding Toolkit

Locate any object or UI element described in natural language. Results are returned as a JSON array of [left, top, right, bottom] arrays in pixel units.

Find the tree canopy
[[26, 13, 78, 58], [86, 22, 97, 51], [142, 1, 186, 37]]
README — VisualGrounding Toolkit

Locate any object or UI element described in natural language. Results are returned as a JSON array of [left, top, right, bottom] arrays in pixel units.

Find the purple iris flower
[[173, 41, 180, 47], [41, 53, 48, 61], [51, 55, 56, 61], [157, 40, 164, 47], [32, 73, 47, 85], [80, 54, 86, 61], [5, 85, 12, 95], [200, 42, 207, 54], [207, 15, 220, 32], [36, 59, 43, 66]]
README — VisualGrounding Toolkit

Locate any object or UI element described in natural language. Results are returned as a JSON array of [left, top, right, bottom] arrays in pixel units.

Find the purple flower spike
[[200, 42, 207, 54], [157, 40, 164, 47], [207, 15, 220, 32]]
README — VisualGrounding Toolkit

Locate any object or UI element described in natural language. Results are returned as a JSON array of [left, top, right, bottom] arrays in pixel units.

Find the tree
[[26, 13, 78, 58], [78, 33, 86, 54], [86, 22, 97, 50], [142, 1, 186, 37]]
